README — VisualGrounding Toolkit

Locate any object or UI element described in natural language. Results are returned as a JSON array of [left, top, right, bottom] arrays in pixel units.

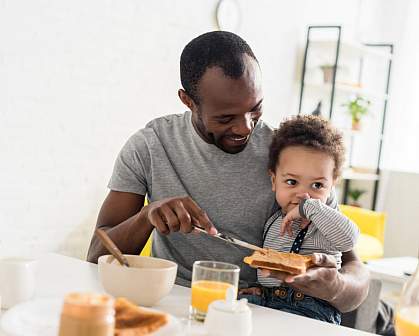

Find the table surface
[[2, 253, 376, 336], [366, 256, 418, 284]]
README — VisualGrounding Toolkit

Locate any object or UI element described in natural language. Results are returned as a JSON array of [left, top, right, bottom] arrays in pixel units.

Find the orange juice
[[395, 306, 419, 336], [191, 280, 235, 313]]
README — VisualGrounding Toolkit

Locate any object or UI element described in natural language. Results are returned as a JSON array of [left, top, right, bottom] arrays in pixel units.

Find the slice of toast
[[114, 297, 168, 336], [243, 249, 314, 275]]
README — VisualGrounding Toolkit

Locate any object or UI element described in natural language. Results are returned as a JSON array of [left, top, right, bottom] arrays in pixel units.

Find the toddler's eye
[[312, 182, 323, 189], [286, 179, 297, 186]]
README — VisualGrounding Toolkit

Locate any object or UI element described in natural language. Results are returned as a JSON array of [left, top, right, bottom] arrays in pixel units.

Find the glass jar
[[59, 293, 114, 336], [395, 258, 419, 336]]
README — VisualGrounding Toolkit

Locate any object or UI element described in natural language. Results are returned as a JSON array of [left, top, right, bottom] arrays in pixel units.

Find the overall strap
[[289, 226, 309, 254]]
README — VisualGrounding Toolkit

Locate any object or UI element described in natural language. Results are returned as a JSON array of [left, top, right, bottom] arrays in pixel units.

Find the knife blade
[[192, 225, 265, 252]]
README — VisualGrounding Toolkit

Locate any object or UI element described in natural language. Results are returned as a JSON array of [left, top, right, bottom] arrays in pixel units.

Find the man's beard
[[194, 112, 249, 154]]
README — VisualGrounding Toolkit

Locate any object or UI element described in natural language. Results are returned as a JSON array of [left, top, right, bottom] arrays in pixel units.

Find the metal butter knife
[[192, 224, 265, 252]]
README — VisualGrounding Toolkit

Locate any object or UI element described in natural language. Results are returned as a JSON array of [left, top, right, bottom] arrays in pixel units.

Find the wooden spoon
[[95, 228, 130, 267]]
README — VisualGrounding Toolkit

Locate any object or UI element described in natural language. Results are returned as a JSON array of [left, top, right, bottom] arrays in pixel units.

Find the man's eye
[[217, 117, 233, 124], [312, 182, 323, 189], [285, 179, 296, 186]]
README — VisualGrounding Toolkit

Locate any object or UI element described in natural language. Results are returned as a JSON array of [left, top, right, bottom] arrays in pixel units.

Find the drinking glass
[[0, 257, 37, 309], [189, 261, 239, 321], [395, 257, 419, 336]]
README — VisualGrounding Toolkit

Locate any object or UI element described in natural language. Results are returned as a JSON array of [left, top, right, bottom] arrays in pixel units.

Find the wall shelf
[[298, 25, 393, 210], [303, 82, 389, 101], [310, 40, 393, 61], [342, 168, 379, 181], [339, 128, 384, 140]]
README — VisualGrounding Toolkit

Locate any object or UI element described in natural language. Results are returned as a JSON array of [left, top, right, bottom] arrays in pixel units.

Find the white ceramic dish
[[0, 297, 182, 336], [98, 255, 177, 307]]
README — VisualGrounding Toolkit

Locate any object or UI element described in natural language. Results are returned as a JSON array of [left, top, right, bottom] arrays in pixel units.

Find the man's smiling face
[[189, 55, 263, 154]]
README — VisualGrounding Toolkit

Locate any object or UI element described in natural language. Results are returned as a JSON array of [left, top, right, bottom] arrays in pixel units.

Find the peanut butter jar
[[59, 293, 114, 336]]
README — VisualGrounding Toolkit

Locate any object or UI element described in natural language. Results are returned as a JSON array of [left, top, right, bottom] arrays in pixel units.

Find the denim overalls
[[239, 226, 341, 324]]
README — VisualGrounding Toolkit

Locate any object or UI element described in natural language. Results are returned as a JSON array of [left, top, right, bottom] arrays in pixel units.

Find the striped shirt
[[258, 198, 359, 287]]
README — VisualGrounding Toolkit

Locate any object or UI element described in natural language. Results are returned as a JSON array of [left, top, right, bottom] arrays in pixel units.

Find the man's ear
[[178, 89, 197, 112], [269, 170, 276, 192]]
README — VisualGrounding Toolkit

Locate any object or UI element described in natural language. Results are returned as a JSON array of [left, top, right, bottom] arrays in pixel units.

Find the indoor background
[[1, 0, 418, 260]]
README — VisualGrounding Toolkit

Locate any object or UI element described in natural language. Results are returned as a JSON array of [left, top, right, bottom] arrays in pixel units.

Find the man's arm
[[87, 191, 217, 263], [263, 250, 369, 313], [330, 250, 370, 312], [87, 191, 151, 263]]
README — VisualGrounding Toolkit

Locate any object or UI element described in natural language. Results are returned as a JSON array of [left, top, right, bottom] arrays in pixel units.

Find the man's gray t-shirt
[[109, 111, 276, 287]]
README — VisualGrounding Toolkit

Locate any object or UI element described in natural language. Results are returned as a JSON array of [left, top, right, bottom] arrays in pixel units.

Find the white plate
[[0, 297, 183, 336]]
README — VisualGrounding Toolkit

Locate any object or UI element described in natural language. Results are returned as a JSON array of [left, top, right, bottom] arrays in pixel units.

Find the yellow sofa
[[140, 199, 152, 256], [339, 204, 386, 262], [140, 233, 152, 256]]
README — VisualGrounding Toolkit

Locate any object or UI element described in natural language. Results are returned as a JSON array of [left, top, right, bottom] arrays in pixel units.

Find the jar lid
[[209, 287, 250, 313], [61, 292, 114, 319]]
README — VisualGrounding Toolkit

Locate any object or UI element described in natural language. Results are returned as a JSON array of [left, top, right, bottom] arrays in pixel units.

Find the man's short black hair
[[180, 31, 258, 104]]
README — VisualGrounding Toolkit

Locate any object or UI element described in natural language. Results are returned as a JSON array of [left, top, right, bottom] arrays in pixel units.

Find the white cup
[[0, 258, 37, 309]]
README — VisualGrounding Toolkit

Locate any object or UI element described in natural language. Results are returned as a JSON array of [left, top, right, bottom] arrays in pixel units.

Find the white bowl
[[98, 255, 177, 307]]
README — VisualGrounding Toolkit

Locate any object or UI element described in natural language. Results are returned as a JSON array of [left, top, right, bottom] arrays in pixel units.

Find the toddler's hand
[[281, 193, 311, 237], [281, 206, 300, 236]]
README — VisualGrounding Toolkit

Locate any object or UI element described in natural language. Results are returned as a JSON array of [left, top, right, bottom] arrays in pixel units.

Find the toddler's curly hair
[[268, 115, 345, 179]]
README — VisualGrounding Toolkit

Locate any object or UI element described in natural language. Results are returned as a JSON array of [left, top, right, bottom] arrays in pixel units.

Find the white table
[[3, 253, 375, 336], [366, 256, 418, 306]]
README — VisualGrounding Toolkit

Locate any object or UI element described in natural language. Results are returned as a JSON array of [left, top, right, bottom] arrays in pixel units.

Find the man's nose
[[232, 115, 253, 136]]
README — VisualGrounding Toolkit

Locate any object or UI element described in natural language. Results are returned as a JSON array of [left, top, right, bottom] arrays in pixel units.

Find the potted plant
[[347, 188, 366, 207], [320, 65, 336, 83], [342, 95, 371, 130]]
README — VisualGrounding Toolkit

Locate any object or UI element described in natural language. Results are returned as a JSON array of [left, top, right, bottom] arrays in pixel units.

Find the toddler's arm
[[300, 198, 359, 252]]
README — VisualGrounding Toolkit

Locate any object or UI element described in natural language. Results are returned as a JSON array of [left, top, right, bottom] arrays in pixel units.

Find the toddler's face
[[270, 146, 336, 214]]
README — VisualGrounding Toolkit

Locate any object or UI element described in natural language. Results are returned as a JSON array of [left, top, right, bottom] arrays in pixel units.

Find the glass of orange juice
[[190, 261, 240, 321], [395, 255, 419, 336]]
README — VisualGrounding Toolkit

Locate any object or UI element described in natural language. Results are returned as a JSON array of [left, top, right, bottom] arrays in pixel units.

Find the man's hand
[[281, 193, 311, 236], [260, 253, 343, 304], [139, 196, 217, 235]]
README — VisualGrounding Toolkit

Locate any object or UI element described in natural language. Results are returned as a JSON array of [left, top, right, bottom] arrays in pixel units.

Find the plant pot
[[320, 65, 336, 84], [349, 201, 361, 207], [352, 119, 361, 131]]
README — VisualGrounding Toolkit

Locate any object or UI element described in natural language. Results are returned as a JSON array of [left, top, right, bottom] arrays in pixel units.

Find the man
[[87, 31, 369, 313]]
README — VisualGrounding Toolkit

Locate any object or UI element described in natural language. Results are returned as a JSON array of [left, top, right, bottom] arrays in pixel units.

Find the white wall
[[379, 0, 419, 173], [239, 0, 361, 126], [1, 0, 415, 259], [1, 0, 217, 259], [377, 170, 419, 257]]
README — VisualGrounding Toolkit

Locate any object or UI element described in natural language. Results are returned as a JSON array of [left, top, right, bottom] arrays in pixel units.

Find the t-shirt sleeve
[[108, 132, 151, 195]]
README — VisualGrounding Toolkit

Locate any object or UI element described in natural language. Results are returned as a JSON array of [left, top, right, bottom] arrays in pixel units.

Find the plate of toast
[[0, 297, 182, 336]]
